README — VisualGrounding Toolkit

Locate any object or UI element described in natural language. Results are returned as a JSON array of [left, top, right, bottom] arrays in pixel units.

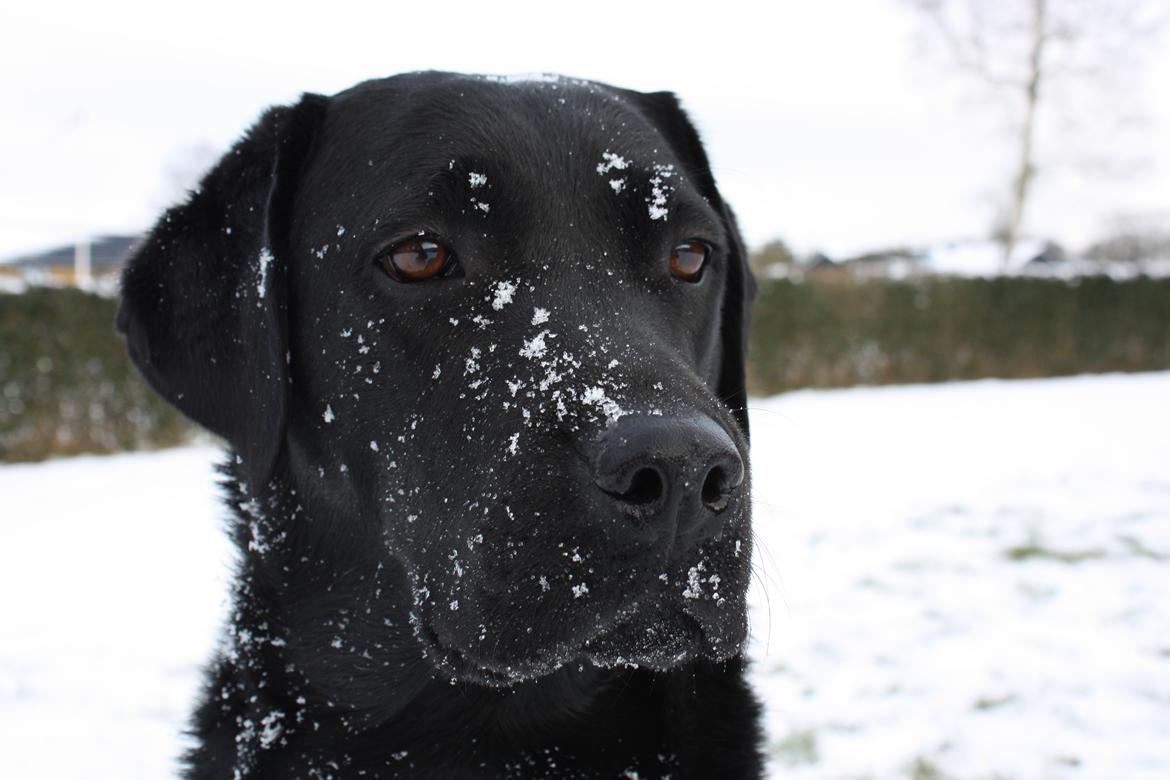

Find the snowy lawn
[[1, 372, 1167, 778]]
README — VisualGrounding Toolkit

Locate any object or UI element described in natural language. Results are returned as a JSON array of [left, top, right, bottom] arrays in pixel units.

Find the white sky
[[2, 0, 1167, 259]]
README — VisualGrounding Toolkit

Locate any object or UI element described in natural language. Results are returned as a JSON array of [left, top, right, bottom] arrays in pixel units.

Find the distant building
[[782, 239, 1100, 283], [839, 248, 925, 280], [0, 235, 139, 291], [802, 253, 849, 282]]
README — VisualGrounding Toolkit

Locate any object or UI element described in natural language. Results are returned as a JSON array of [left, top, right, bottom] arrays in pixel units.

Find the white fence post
[[74, 239, 92, 289]]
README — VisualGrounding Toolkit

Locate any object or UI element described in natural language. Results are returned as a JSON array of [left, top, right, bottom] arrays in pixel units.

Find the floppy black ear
[[116, 94, 325, 490], [622, 90, 756, 438]]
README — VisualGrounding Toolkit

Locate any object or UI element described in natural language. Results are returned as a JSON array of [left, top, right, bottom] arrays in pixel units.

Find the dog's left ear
[[623, 90, 756, 438], [116, 94, 326, 490]]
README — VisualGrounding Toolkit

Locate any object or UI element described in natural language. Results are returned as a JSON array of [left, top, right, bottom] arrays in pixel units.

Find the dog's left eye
[[669, 240, 710, 282], [377, 238, 453, 282]]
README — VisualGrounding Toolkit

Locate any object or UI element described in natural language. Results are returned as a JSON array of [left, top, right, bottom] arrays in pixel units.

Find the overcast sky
[[2, 0, 1167, 259]]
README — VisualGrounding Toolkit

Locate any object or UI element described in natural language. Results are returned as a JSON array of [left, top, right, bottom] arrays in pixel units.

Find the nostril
[[701, 465, 733, 512], [590, 414, 743, 532], [623, 467, 665, 506]]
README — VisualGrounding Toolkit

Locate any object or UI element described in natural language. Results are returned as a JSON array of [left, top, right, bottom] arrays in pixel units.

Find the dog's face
[[119, 73, 754, 690]]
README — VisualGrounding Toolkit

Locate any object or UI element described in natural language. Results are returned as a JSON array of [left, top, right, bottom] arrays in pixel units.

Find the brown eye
[[669, 240, 709, 282], [379, 238, 451, 282]]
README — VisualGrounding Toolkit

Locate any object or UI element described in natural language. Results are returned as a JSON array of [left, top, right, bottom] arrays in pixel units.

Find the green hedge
[[0, 288, 192, 461], [2, 278, 1169, 461], [748, 276, 1170, 395]]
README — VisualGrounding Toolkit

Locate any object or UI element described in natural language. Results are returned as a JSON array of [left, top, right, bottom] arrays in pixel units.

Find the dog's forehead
[[325, 72, 661, 164], [304, 73, 701, 216]]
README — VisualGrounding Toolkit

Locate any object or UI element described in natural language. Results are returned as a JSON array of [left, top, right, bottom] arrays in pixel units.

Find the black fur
[[118, 72, 762, 779]]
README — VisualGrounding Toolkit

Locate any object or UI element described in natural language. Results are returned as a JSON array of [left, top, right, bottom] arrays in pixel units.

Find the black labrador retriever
[[118, 71, 762, 779]]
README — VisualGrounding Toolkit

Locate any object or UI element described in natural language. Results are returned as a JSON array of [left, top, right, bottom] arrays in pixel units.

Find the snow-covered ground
[[1, 372, 1167, 778], [747, 372, 1170, 779]]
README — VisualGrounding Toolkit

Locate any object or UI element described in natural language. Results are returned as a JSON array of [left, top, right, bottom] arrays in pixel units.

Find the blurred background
[[1, 1, 1168, 778]]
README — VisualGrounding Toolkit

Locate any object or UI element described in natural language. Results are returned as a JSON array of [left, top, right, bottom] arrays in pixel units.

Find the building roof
[[4, 235, 140, 273]]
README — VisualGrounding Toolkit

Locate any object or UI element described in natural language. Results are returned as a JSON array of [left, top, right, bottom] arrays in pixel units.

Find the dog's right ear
[[116, 94, 325, 491]]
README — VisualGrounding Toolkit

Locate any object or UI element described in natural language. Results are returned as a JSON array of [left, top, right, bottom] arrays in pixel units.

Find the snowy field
[[1, 372, 1168, 778]]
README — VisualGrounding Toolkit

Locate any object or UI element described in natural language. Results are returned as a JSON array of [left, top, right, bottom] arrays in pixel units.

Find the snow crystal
[[682, 562, 704, 600], [507, 432, 520, 455], [531, 307, 550, 325], [491, 280, 517, 310], [520, 330, 550, 360], [596, 151, 629, 175], [258, 711, 284, 749], [609, 178, 626, 193], [322, 405, 335, 424], [581, 385, 625, 421], [369, 441, 379, 452], [647, 163, 675, 221], [464, 347, 481, 375], [255, 248, 273, 301], [484, 72, 563, 85], [571, 582, 589, 598], [336, 225, 346, 236], [537, 366, 563, 392], [468, 172, 487, 188]]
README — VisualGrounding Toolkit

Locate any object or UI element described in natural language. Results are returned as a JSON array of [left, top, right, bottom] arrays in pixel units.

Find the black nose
[[591, 414, 744, 547]]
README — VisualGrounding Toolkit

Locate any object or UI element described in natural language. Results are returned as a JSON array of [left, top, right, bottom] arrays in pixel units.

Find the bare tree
[[907, 0, 1166, 269]]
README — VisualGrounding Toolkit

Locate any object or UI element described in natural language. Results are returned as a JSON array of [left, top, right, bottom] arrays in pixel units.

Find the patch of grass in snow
[[771, 728, 819, 767], [909, 757, 956, 780], [972, 694, 1017, 711], [1003, 541, 1107, 564], [1007, 534, 1168, 564], [1117, 534, 1168, 561]]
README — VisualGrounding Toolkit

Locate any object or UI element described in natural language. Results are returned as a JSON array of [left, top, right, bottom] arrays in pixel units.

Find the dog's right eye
[[669, 240, 710, 282], [377, 238, 452, 282]]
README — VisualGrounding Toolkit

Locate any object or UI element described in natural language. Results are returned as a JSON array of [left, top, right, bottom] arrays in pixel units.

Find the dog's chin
[[582, 610, 707, 672], [417, 619, 578, 688], [421, 607, 739, 688]]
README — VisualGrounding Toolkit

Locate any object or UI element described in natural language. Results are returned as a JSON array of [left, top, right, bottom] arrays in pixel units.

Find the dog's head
[[119, 72, 754, 690]]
